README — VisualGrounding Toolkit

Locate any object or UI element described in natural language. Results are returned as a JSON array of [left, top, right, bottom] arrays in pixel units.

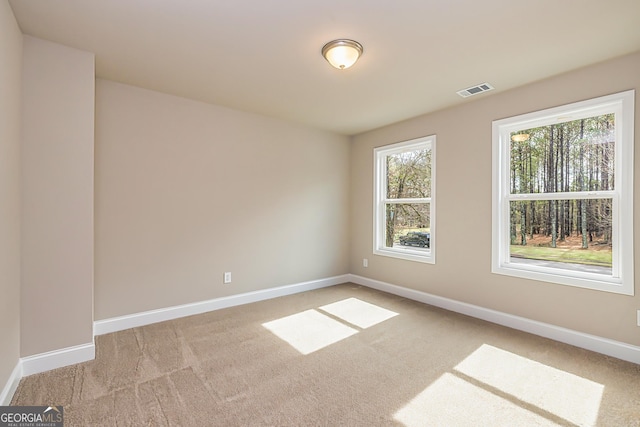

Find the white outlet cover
[[224, 272, 231, 283]]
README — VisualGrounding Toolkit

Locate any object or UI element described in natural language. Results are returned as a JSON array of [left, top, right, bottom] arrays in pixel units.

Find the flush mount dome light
[[511, 133, 530, 142], [322, 39, 363, 69]]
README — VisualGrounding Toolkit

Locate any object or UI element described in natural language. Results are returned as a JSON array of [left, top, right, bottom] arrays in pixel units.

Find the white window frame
[[492, 90, 634, 295], [374, 135, 436, 264]]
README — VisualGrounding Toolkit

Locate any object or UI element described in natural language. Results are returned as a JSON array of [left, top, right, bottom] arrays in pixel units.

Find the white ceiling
[[9, 0, 640, 135]]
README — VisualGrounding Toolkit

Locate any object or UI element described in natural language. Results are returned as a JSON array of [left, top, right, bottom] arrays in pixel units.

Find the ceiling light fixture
[[511, 133, 530, 142], [322, 39, 363, 70]]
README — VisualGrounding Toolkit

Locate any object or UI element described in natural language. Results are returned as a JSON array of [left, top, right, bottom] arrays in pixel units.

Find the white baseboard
[[349, 274, 640, 365], [94, 274, 349, 336], [0, 362, 23, 406], [1, 342, 95, 405], [6, 270, 633, 404], [20, 342, 96, 377]]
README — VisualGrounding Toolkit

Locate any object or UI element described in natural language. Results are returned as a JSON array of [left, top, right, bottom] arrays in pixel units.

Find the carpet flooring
[[11, 283, 640, 426]]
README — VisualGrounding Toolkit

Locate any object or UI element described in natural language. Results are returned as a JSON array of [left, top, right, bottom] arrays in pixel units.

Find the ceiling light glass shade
[[322, 39, 363, 69], [511, 133, 530, 142]]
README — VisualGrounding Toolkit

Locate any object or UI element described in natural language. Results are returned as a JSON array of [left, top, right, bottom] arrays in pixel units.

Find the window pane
[[387, 148, 432, 198], [385, 203, 431, 249], [509, 199, 612, 274], [510, 114, 615, 195]]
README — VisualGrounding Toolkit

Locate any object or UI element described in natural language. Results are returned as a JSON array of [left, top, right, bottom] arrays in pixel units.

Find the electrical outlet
[[224, 272, 232, 284], [363, 258, 368, 268], [637, 310, 640, 327]]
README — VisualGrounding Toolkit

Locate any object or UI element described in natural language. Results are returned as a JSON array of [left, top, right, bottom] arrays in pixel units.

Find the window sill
[[492, 262, 633, 296], [374, 247, 435, 264]]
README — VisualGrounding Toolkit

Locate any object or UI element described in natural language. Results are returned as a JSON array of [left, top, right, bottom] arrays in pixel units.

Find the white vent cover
[[457, 83, 494, 98]]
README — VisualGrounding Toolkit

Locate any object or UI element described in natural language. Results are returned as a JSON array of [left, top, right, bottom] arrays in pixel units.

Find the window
[[374, 136, 435, 263], [492, 90, 634, 295]]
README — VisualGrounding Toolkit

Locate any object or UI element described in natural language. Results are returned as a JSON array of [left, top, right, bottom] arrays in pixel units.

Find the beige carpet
[[11, 283, 640, 426]]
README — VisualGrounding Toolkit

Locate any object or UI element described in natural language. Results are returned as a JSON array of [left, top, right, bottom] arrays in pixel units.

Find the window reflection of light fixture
[[322, 39, 363, 69], [511, 133, 530, 142]]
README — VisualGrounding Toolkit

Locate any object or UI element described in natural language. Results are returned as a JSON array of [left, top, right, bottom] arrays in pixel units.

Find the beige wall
[[350, 51, 640, 346], [0, 0, 22, 391], [94, 80, 350, 320], [21, 36, 94, 356]]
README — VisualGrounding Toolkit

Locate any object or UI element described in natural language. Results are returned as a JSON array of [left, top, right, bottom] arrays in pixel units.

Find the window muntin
[[492, 91, 634, 295], [374, 136, 435, 263]]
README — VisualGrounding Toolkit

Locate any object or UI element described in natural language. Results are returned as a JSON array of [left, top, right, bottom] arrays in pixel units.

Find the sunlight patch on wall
[[394, 373, 560, 427], [319, 297, 398, 329], [454, 344, 603, 427], [262, 309, 357, 355]]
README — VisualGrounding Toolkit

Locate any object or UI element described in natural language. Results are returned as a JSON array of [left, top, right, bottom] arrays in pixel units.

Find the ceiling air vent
[[457, 83, 494, 98]]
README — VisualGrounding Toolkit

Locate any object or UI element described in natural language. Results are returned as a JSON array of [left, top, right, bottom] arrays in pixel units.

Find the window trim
[[491, 90, 634, 295], [373, 135, 436, 264]]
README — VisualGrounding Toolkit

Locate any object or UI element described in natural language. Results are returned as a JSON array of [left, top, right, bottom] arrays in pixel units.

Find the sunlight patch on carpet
[[453, 344, 603, 427], [319, 297, 398, 329], [263, 298, 398, 355], [262, 309, 357, 355], [394, 373, 560, 427]]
